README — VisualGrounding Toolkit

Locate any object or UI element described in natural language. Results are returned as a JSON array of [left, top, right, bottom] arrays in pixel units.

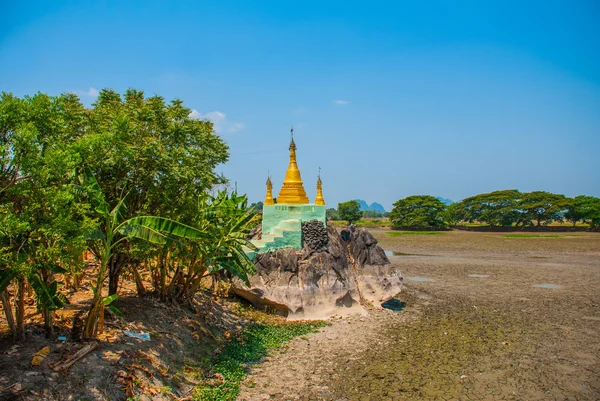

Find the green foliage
[[326, 207, 340, 220], [503, 234, 564, 238], [565, 195, 600, 227], [389, 195, 447, 229], [80, 167, 257, 336], [362, 210, 384, 218], [1, 92, 93, 338], [517, 191, 568, 227], [337, 200, 362, 224], [443, 202, 465, 226], [194, 321, 326, 401], [387, 231, 446, 236], [75, 89, 229, 295], [460, 190, 520, 227]]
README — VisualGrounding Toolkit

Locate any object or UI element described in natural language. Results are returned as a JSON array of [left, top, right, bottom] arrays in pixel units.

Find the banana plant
[[80, 166, 207, 338]]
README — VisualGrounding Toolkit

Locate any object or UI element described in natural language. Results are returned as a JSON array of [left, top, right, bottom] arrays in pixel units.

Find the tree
[[518, 191, 568, 227], [338, 201, 362, 224], [565, 195, 600, 227], [443, 202, 465, 226], [389, 195, 447, 229], [74, 89, 229, 295], [0, 92, 92, 339], [249, 201, 264, 212], [326, 208, 339, 220], [362, 210, 384, 218], [79, 169, 257, 338], [460, 190, 520, 227]]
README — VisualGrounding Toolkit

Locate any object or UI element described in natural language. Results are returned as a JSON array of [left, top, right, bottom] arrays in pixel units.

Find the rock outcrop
[[233, 223, 402, 318]]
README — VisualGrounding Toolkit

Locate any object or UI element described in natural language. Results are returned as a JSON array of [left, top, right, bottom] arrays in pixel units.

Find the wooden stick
[[52, 343, 98, 372]]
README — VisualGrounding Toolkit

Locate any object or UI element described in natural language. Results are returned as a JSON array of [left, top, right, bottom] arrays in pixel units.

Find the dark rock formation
[[301, 219, 329, 252], [233, 223, 403, 318]]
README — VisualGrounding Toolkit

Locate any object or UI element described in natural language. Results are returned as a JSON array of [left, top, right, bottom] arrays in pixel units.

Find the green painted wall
[[260, 204, 326, 251]]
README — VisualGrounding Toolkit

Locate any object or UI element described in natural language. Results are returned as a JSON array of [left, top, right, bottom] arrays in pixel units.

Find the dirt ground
[[238, 229, 600, 401], [0, 268, 250, 401]]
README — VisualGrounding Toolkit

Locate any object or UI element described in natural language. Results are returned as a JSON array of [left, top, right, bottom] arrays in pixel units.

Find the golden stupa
[[315, 174, 325, 205], [276, 130, 310, 204], [264, 176, 275, 205]]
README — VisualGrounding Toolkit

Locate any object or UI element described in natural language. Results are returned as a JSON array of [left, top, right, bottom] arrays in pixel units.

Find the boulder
[[234, 223, 403, 318]]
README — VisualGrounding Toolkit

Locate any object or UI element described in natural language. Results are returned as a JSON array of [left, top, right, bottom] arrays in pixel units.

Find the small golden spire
[[277, 128, 310, 204], [315, 167, 325, 206], [265, 174, 275, 205]]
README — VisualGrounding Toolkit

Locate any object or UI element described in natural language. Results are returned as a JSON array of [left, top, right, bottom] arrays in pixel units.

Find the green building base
[[248, 204, 326, 256]]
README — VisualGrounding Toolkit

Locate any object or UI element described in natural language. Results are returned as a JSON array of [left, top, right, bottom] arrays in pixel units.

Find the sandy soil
[[238, 230, 600, 401], [0, 269, 249, 401]]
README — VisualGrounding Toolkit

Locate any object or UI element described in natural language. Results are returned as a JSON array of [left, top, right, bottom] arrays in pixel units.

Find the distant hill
[[369, 202, 386, 213], [355, 199, 386, 213], [356, 199, 370, 211], [436, 197, 454, 205]]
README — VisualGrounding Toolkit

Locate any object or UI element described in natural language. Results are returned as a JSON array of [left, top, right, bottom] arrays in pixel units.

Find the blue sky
[[2, 1, 599, 210]]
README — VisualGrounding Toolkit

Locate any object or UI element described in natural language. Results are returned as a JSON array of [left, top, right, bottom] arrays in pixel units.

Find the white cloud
[[78, 87, 99, 97], [332, 99, 349, 105], [189, 109, 244, 134]]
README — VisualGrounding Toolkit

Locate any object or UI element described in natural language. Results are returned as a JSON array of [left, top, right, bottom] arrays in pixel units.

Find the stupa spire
[[276, 128, 309, 204], [264, 173, 275, 205], [315, 167, 325, 206]]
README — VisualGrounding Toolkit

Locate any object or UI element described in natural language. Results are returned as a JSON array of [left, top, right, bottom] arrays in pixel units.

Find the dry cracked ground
[[238, 230, 600, 401]]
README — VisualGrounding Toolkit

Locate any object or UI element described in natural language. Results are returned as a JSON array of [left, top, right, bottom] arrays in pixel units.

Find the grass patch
[[504, 234, 564, 238], [193, 320, 326, 401], [330, 220, 392, 227], [387, 231, 446, 236]]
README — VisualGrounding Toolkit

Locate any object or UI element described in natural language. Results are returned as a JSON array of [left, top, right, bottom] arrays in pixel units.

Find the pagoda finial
[[315, 167, 325, 206], [289, 127, 296, 150], [265, 174, 275, 205]]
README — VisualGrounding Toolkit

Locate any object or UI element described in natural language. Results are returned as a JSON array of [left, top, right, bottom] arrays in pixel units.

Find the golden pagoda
[[264, 176, 275, 205], [315, 173, 325, 205], [276, 130, 310, 204], [254, 129, 328, 254]]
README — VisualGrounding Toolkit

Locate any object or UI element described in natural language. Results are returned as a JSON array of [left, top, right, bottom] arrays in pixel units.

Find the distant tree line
[[389, 191, 600, 230], [327, 201, 389, 224]]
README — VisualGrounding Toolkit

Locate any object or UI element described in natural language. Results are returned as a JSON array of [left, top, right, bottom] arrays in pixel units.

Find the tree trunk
[[84, 249, 109, 339], [130, 263, 146, 297], [159, 252, 167, 302], [43, 308, 53, 337], [15, 278, 26, 341], [1, 290, 16, 338], [109, 251, 130, 296], [42, 270, 53, 337]]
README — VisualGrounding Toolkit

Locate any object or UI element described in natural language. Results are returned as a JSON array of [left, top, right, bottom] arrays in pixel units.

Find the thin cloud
[[189, 109, 244, 134], [332, 100, 349, 105], [77, 87, 99, 97]]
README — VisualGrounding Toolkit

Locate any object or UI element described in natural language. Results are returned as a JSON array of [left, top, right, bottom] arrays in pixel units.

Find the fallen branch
[[52, 343, 98, 372]]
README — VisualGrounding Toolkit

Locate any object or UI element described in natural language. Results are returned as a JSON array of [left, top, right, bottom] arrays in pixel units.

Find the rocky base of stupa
[[232, 223, 403, 318]]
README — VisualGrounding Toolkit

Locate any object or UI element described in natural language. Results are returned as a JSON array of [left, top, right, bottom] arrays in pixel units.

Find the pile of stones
[[301, 219, 329, 251]]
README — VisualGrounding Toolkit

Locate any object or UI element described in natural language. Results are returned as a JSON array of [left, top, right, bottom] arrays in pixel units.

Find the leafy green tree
[[443, 202, 465, 226], [389, 195, 447, 229], [74, 89, 229, 295], [362, 210, 384, 218], [518, 191, 568, 227], [147, 190, 258, 304], [338, 201, 362, 224], [565, 195, 600, 227], [0, 92, 92, 339], [79, 168, 222, 338], [326, 208, 339, 220], [460, 190, 520, 227], [249, 201, 264, 212]]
